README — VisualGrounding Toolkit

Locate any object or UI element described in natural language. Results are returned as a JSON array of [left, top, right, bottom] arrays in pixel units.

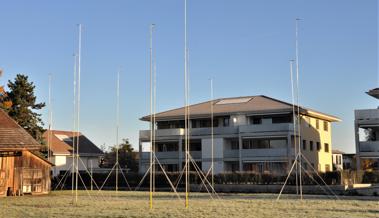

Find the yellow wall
[[300, 115, 333, 172]]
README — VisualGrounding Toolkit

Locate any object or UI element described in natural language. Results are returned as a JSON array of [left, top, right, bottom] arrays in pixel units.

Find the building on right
[[354, 88, 379, 171], [139, 95, 340, 175]]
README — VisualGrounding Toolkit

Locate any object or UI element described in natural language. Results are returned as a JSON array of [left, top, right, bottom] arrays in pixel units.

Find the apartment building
[[138, 95, 340, 175], [354, 88, 379, 171]]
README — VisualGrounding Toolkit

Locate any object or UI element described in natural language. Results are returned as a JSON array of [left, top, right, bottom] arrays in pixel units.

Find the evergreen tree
[[5, 74, 46, 143]]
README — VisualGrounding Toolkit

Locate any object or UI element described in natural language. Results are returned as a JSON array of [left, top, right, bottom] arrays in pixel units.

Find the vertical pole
[[149, 23, 155, 209], [295, 18, 303, 200], [72, 53, 77, 196], [210, 78, 214, 187], [90, 160, 93, 191], [116, 69, 120, 196], [75, 23, 82, 203], [184, 0, 189, 209], [48, 74, 52, 162], [290, 60, 298, 195]]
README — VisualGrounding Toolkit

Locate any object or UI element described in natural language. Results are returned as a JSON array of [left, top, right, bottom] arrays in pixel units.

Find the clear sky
[[0, 0, 377, 153]]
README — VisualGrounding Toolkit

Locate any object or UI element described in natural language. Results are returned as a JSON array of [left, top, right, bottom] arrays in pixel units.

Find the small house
[[0, 110, 52, 196]]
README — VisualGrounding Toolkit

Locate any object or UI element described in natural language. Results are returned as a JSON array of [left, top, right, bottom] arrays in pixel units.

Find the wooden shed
[[0, 109, 53, 196]]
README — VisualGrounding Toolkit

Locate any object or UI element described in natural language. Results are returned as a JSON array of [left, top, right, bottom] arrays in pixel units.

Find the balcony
[[239, 123, 294, 134], [224, 150, 239, 159], [241, 148, 287, 158], [155, 151, 179, 159], [190, 126, 238, 136], [355, 109, 379, 125], [359, 141, 379, 152], [140, 128, 185, 140]]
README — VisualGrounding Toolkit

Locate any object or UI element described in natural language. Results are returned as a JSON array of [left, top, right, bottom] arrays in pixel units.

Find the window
[[316, 119, 319, 129], [250, 116, 262, 125], [270, 139, 287, 148], [156, 142, 179, 152], [323, 121, 328, 131], [272, 115, 292, 124], [316, 142, 321, 151], [309, 141, 314, 151], [324, 143, 329, 152], [253, 139, 270, 149], [230, 139, 239, 150], [182, 140, 202, 151], [223, 117, 230, 127], [302, 140, 306, 150], [242, 138, 286, 149]]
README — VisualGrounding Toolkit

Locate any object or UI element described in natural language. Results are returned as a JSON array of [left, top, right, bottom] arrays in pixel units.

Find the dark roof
[[43, 130, 103, 156], [0, 109, 41, 151], [366, 88, 379, 99], [141, 95, 340, 122]]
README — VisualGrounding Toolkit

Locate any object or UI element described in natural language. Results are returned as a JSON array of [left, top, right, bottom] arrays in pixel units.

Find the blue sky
[[0, 0, 377, 153]]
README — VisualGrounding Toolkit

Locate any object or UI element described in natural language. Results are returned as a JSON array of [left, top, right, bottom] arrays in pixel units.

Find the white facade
[[332, 153, 343, 171], [51, 154, 101, 177]]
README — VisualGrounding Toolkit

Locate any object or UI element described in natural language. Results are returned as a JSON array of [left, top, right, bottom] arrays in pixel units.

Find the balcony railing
[[239, 123, 294, 134], [140, 123, 295, 140], [355, 109, 379, 121], [241, 148, 287, 158], [359, 141, 379, 152], [224, 150, 239, 158]]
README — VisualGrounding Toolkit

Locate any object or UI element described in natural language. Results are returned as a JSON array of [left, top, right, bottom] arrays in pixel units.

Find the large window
[[242, 138, 287, 149], [316, 142, 321, 151], [272, 115, 292, 124], [157, 120, 184, 129], [182, 140, 202, 151], [156, 142, 179, 152], [250, 116, 262, 125]]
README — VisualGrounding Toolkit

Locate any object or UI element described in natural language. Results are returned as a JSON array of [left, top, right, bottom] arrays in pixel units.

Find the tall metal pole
[[72, 53, 77, 196], [210, 78, 214, 187], [75, 24, 82, 203], [48, 74, 52, 162], [116, 69, 120, 196], [149, 23, 155, 209], [289, 60, 298, 195], [295, 18, 303, 200], [184, 0, 189, 209]]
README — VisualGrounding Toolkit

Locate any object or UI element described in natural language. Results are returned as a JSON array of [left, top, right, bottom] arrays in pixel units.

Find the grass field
[[0, 191, 378, 218]]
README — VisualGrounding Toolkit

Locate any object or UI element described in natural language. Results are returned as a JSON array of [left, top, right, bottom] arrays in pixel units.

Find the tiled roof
[[0, 109, 41, 150], [43, 130, 103, 156], [141, 95, 340, 122]]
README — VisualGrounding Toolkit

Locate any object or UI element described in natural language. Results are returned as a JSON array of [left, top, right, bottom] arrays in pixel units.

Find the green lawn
[[0, 191, 378, 218]]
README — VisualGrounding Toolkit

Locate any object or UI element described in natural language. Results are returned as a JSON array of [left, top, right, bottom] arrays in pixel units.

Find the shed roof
[[0, 109, 41, 151]]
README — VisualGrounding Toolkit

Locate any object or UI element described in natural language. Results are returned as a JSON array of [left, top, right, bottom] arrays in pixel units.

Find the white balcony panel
[[239, 123, 294, 133], [140, 128, 185, 140]]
